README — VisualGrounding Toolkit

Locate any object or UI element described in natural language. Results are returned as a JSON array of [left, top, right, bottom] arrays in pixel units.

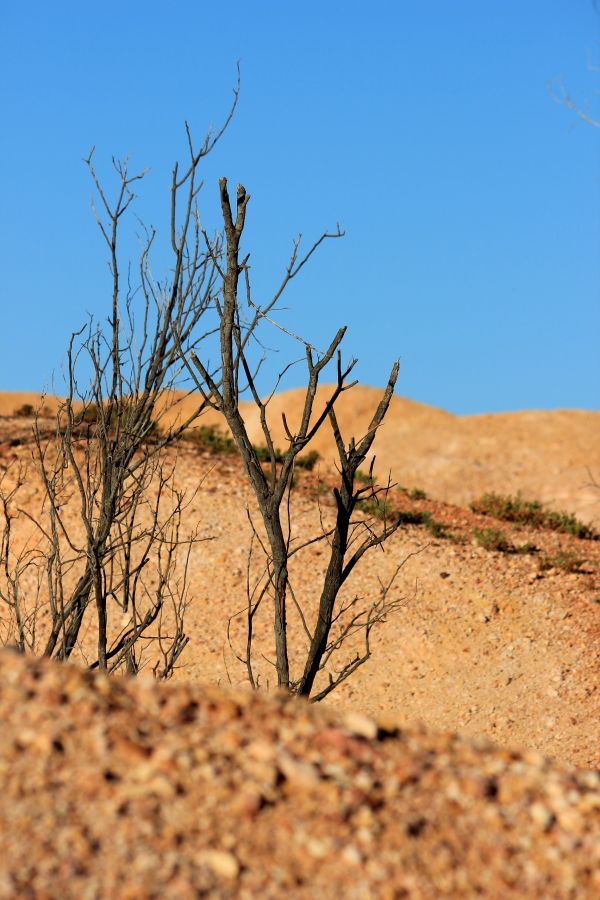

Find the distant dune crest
[[2, 388, 598, 524]]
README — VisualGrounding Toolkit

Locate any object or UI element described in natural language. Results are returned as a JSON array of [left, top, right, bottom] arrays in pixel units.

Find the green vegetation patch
[[71, 402, 160, 441], [183, 424, 236, 454], [473, 527, 539, 555], [184, 427, 320, 471], [355, 469, 375, 485], [356, 498, 395, 521], [253, 445, 320, 470], [13, 403, 35, 418], [470, 492, 598, 541], [357, 500, 452, 540], [295, 450, 320, 471], [473, 527, 513, 553], [538, 550, 588, 574]]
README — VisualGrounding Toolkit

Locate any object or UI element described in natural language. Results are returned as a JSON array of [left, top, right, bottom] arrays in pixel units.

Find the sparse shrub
[[396, 510, 427, 526], [13, 403, 35, 418], [538, 550, 587, 574], [473, 527, 512, 553], [396, 509, 449, 538], [309, 480, 331, 500], [542, 511, 597, 541], [421, 511, 449, 539], [409, 487, 428, 501], [251, 445, 320, 471], [470, 492, 598, 541], [183, 424, 236, 454], [252, 444, 285, 464], [473, 527, 539, 555], [295, 450, 320, 471], [356, 497, 394, 521], [71, 401, 160, 443], [515, 541, 538, 555], [358, 503, 451, 540], [356, 469, 374, 485], [74, 403, 101, 425]]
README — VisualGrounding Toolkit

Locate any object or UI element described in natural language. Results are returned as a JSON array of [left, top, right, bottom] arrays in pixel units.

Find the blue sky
[[0, 1, 598, 414]]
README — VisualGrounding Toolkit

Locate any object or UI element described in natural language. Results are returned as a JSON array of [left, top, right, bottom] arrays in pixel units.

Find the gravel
[[1, 651, 599, 898]]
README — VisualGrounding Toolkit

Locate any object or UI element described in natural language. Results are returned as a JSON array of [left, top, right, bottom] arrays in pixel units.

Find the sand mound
[[151, 387, 600, 526], [3, 387, 599, 524], [0, 392, 62, 418], [227, 386, 600, 527], [1, 650, 599, 898], [1, 417, 599, 771]]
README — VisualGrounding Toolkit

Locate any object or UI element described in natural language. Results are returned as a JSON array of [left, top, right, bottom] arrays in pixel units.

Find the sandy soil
[[1, 650, 599, 898], [163, 386, 600, 526], [3, 387, 599, 523], [1, 410, 598, 768], [141, 451, 600, 770], [1, 393, 599, 896]]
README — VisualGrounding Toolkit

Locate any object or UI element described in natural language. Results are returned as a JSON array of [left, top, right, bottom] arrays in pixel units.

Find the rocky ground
[[1, 397, 599, 896], [1, 650, 599, 898]]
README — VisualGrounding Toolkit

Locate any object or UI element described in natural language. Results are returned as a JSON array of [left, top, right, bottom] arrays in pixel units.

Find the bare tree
[[549, 77, 600, 129], [1, 73, 407, 693], [179, 173, 405, 700], [0, 81, 240, 675], [548, 39, 600, 129]]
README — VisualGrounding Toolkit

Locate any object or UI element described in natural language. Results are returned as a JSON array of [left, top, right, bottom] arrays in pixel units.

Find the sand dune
[[0, 392, 63, 417], [3, 387, 599, 524], [1, 390, 600, 895], [162, 386, 600, 525]]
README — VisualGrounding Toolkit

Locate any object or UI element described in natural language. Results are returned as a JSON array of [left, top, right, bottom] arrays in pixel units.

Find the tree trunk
[[264, 515, 290, 689]]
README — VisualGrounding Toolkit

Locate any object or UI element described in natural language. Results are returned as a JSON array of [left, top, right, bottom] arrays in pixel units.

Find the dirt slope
[[0, 392, 62, 417], [1, 650, 599, 898], [166, 387, 600, 526], [3, 388, 599, 524], [1, 422, 598, 769], [157, 451, 600, 770], [1, 400, 600, 895]]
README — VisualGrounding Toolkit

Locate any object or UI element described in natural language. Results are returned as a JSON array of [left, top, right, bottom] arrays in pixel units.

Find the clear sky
[[1, 1, 598, 414]]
